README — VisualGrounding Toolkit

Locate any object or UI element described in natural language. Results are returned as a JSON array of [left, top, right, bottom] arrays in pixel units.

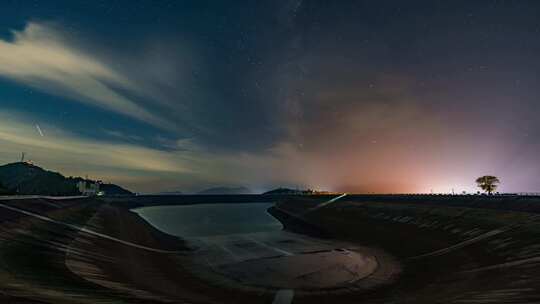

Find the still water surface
[[133, 203, 282, 237]]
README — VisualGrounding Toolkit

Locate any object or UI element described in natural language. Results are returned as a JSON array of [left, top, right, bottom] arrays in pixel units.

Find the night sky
[[0, 1, 539, 193]]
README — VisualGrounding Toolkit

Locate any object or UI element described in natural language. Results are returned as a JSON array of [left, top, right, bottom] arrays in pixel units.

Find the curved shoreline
[[65, 202, 400, 301]]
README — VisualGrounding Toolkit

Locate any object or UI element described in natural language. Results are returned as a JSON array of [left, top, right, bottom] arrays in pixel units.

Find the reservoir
[[133, 201, 382, 291], [133, 203, 282, 238]]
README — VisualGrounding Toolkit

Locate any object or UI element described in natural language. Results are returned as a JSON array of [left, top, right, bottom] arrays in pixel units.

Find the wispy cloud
[[102, 129, 143, 141], [0, 112, 281, 192], [0, 22, 173, 130], [0, 112, 188, 175]]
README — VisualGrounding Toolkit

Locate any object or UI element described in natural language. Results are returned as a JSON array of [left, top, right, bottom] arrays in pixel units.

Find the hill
[[98, 183, 133, 196], [0, 162, 79, 196], [0, 180, 12, 195], [197, 186, 252, 195], [0, 162, 132, 196], [155, 191, 184, 195], [262, 187, 331, 195], [262, 187, 302, 195]]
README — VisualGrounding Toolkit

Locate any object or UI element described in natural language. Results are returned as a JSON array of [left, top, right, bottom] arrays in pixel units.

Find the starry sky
[[0, 0, 539, 194]]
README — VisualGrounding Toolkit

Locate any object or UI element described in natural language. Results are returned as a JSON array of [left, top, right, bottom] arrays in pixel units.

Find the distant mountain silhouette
[[197, 186, 252, 195], [98, 183, 133, 196], [0, 162, 132, 196], [262, 187, 327, 195], [262, 187, 302, 195], [155, 191, 184, 195]]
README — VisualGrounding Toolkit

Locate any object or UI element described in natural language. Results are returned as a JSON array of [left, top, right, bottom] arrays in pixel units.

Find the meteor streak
[[35, 124, 44, 137]]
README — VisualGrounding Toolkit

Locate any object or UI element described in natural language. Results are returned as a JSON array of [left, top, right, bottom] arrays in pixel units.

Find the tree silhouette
[[476, 176, 500, 195]]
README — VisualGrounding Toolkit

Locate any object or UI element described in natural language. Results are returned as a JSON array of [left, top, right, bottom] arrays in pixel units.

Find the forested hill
[[0, 162, 132, 196]]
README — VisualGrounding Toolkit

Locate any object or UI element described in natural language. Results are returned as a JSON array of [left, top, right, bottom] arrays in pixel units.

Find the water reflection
[[133, 203, 282, 237]]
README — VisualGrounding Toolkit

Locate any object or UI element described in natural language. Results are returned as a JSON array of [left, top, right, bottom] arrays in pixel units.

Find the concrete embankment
[[1, 195, 540, 303], [276, 195, 540, 303]]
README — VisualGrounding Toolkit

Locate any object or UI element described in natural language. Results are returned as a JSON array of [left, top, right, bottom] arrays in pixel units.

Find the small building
[[77, 180, 100, 196]]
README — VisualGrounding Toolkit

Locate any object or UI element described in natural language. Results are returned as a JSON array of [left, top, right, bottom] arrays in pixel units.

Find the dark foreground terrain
[[0, 194, 539, 303]]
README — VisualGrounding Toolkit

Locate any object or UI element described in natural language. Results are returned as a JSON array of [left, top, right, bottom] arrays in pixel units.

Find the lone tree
[[476, 176, 500, 195]]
